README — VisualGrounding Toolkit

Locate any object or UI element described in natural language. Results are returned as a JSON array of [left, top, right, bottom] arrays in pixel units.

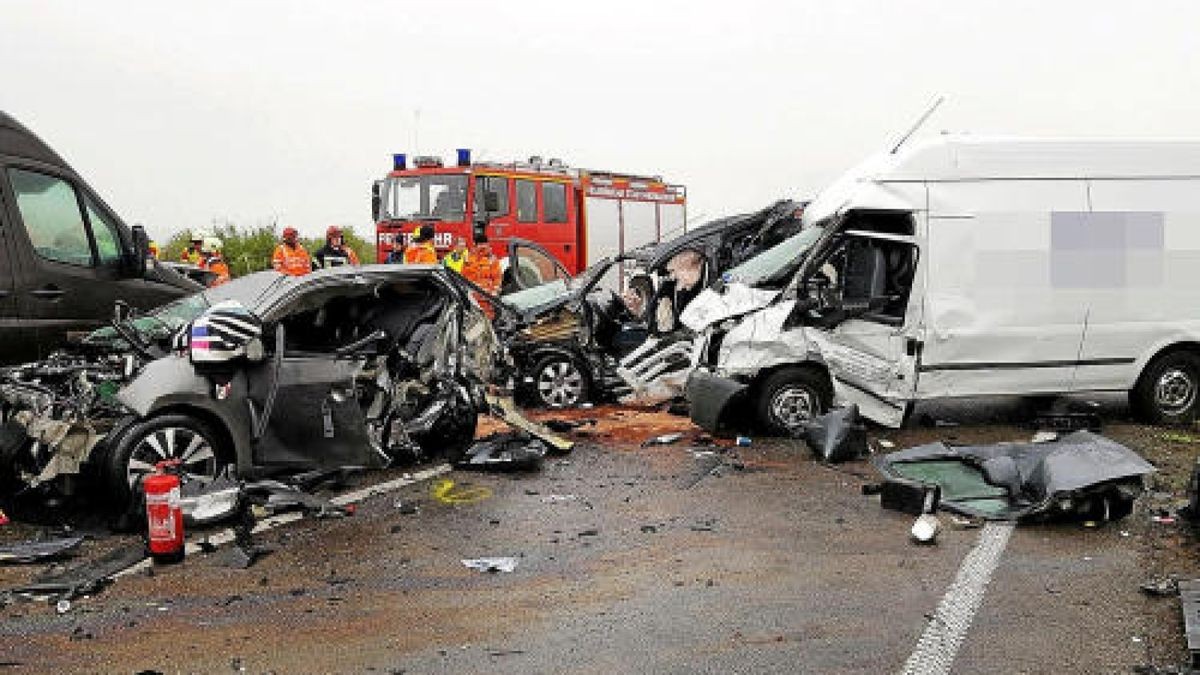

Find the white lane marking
[[113, 463, 452, 579], [900, 522, 1015, 675]]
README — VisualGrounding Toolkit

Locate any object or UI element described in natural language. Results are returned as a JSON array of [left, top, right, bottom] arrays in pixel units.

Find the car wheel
[[756, 367, 832, 436], [1132, 351, 1200, 425], [106, 413, 227, 501], [532, 354, 590, 408]]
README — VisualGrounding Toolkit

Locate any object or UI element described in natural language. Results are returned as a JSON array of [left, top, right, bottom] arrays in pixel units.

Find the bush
[[158, 224, 375, 277]]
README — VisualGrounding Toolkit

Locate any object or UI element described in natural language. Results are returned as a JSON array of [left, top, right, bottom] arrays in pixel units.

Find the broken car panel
[[690, 136, 1200, 433], [1, 265, 506, 501], [497, 200, 807, 408]]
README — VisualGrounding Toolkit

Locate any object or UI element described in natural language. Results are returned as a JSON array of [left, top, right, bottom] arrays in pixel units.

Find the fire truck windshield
[[383, 174, 469, 222]]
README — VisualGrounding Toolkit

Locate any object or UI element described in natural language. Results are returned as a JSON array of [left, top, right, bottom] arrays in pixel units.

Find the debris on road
[[462, 557, 519, 573], [539, 494, 577, 503], [7, 542, 147, 604], [180, 468, 242, 526], [910, 513, 941, 544], [802, 404, 867, 463], [1141, 577, 1180, 597], [873, 431, 1154, 521], [456, 432, 549, 471], [543, 418, 597, 433], [642, 432, 684, 447], [0, 535, 85, 565], [1178, 579, 1200, 668], [1032, 409, 1102, 434]]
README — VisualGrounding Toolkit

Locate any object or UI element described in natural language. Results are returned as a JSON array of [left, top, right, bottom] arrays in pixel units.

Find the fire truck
[[371, 150, 686, 275]]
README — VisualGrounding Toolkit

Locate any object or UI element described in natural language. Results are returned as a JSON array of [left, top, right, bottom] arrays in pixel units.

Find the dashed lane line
[[900, 522, 1015, 675]]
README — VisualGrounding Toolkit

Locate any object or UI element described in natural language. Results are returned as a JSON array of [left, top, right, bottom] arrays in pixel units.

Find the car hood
[[679, 283, 780, 331]]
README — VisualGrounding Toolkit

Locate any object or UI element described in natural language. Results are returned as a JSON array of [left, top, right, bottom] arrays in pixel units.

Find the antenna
[[890, 96, 945, 155]]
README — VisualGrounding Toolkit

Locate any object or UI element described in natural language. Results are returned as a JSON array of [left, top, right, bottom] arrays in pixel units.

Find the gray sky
[[3, 0, 1200, 242]]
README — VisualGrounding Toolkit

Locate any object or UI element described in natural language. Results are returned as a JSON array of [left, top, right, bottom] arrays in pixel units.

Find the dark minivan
[[0, 112, 199, 363]]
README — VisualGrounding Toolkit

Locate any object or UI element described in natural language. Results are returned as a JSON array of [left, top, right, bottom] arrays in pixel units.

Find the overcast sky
[[3, 0, 1200, 241]]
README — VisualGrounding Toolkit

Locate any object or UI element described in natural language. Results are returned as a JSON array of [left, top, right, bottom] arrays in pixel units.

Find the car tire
[[106, 413, 228, 503], [531, 354, 590, 408], [1132, 350, 1200, 425], [755, 367, 832, 436]]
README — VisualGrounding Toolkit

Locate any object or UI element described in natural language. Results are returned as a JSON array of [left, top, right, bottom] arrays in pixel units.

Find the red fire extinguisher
[[144, 460, 185, 564]]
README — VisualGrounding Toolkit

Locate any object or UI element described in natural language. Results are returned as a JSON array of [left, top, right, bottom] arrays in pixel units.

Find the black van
[[0, 112, 199, 363]]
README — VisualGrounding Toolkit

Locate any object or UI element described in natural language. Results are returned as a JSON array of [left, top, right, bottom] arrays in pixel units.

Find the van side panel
[[1073, 179, 1200, 391], [917, 179, 1090, 397]]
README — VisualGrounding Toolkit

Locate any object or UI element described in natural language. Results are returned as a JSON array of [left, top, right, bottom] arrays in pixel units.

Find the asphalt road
[[0, 403, 1193, 673]]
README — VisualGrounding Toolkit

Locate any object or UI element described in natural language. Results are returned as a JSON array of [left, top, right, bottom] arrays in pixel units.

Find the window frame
[[541, 181, 568, 224], [515, 179, 538, 223]]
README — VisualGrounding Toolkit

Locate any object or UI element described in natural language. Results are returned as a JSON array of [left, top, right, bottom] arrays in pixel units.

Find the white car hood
[[680, 284, 780, 331]]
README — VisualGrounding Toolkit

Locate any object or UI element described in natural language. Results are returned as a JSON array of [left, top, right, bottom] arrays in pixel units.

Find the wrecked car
[[1, 265, 503, 502], [689, 135, 1200, 434], [497, 200, 806, 408]]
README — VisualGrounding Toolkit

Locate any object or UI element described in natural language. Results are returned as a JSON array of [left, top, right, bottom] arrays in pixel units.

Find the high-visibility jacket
[[181, 247, 203, 266], [442, 249, 467, 273], [405, 242, 437, 265], [205, 255, 231, 286], [462, 246, 501, 294], [272, 242, 312, 276]]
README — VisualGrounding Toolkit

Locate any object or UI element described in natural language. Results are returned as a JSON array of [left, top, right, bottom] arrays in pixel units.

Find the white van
[[685, 136, 1200, 433]]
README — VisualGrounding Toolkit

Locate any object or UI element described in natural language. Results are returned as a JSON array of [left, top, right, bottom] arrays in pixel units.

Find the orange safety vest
[[462, 246, 501, 295], [206, 255, 231, 286], [272, 242, 311, 276], [404, 242, 437, 265]]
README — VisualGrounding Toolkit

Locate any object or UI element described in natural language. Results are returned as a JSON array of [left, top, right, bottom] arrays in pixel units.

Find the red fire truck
[[371, 150, 686, 275]]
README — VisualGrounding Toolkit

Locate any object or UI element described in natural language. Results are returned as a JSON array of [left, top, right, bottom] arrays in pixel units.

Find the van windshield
[[383, 174, 469, 223], [723, 226, 824, 287]]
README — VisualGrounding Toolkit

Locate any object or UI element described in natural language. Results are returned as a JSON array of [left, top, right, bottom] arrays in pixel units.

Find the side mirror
[[371, 181, 383, 222], [129, 225, 150, 277]]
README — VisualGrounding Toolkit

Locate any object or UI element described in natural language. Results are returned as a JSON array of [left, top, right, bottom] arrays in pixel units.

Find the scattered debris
[[873, 431, 1154, 521], [394, 500, 420, 515], [949, 515, 983, 529], [1141, 577, 1180, 597], [1154, 514, 1178, 525], [462, 557, 518, 573], [9, 542, 147, 602], [1032, 410, 1102, 434], [642, 432, 684, 447], [543, 418, 597, 433], [0, 535, 85, 565], [910, 513, 941, 544], [1030, 431, 1059, 444], [457, 432, 548, 471], [735, 436, 752, 447], [577, 529, 600, 537], [243, 481, 353, 519], [802, 405, 867, 463], [876, 439, 896, 450], [180, 467, 242, 526], [870, 477, 941, 516], [539, 494, 577, 503], [1179, 579, 1200, 669]]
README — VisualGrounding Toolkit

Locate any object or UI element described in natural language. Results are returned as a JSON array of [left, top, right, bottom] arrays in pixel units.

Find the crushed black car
[[1, 265, 506, 503], [497, 199, 806, 408]]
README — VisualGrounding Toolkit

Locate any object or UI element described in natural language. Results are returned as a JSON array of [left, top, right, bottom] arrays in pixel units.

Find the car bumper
[[686, 369, 749, 433]]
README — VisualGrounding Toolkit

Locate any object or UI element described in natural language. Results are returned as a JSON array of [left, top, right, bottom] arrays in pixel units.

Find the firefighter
[[147, 240, 161, 261], [442, 236, 468, 273], [385, 236, 407, 264], [201, 237, 231, 286], [461, 233, 501, 294], [404, 225, 437, 265], [313, 225, 361, 269], [272, 227, 312, 276], [180, 229, 207, 265]]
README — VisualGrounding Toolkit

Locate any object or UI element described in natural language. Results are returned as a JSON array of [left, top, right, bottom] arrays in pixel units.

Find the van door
[[0, 201, 31, 361], [2, 166, 127, 355], [799, 229, 922, 426]]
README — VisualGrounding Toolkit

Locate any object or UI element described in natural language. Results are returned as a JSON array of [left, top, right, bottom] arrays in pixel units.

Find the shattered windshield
[[84, 271, 286, 347], [501, 258, 617, 312], [723, 226, 824, 287], [384, 174, 469, 222]]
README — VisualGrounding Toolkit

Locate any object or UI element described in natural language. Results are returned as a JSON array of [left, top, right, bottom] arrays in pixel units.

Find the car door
[[503, 238, 572, 294], [0, 197, 33, 362], [2, 165, 126, 355], [798, 229, 922, 427]]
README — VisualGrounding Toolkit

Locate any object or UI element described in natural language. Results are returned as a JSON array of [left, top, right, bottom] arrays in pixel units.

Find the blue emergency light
[[393, 153, 407, 171], [456, 148, 471, 167]]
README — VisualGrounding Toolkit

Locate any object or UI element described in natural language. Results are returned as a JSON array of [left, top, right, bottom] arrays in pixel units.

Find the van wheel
[[532, 354, 590, 408], [106, 414, 228, 503], [756, 368, 832, 436], [1132, 351, 1200, 425]]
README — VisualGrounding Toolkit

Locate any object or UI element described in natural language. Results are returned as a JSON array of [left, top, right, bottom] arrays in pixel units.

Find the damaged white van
[[686, 136, 1200, 433]]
